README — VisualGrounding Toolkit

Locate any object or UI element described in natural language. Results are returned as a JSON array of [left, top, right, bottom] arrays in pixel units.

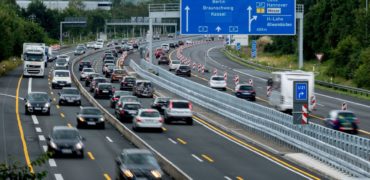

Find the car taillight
[[117, 102, 122, 107], [189, 102, 193, 110], [159, 118, 163, 123], [169, 102, 173, 109], [112, 97, 119, 101], [136, 118, 142, 122], [334, 119, 340, 125]]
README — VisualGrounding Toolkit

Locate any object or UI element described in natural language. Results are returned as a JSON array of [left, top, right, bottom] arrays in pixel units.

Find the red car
[[155, 48, 164, 59]]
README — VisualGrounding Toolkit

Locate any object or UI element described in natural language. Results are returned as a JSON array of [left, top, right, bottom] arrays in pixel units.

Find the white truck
[[268, 70, 315, 112], [22, 43, 47, 77]]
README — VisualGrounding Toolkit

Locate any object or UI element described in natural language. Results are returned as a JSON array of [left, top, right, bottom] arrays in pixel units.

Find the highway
[[171, 41, 370, 137]]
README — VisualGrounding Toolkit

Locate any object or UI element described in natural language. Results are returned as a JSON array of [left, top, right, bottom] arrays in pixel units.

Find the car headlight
[[50, 141, 57, 149], [75, 142, 83, 149], [78, 117, 85, 122], [60, 96, 65, 100], [44, 102, 50, 108], [122, 169, 134, 178], [151, 170, 162, 178], [26, 102, 32, 107], [99, 117, 104, 122]]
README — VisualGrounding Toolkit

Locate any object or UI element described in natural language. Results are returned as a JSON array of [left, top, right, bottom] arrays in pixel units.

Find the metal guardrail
[[149, 3, 179, 12], [224, 50, 370, 96], [130, 59, 370, 178]]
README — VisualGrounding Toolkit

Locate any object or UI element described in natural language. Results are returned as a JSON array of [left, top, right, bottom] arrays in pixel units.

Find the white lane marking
[[32, 115, 39, 125], [54, 174, 64, 180], [191, 154, 203, 162], [0, 93, 24, 100], [206, 46, 227, 68], [35, 127, 42, 133], [38, 135, 45, 141], [233, 69, 267, 82], [49, 159, 57, 167], [257, 86, 263, 89], [224, 176, 232, 180], [106, 136, 113, 143], [316, 93, 370, 109], [317, 103, 325, 107], [42, 145, 47, 152], [28, 77, 32, 93], [168, 138, 178, 144]]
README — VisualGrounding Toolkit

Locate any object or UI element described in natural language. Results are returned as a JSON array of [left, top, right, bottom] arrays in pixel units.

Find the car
[[93, 83, 114, 98], [178, 40, 184, 46], [168, 60, 181, 71], [154, 48, 164, 59], [115, 101, 141, 122], [175, 65, 191, 77], [133, 80, 154, 98], [52, 70, 72, 89], [103, 54, 115, 61], [209, 75, 227, 91], [54, 66, 68, 70], [120, 76, 136, 90], [110, 90, 132, 108], [325, 110, 359, 134], [153, 34, 160, 40], [94, 42, 104, 49], [86, 42, 95, 49], [158, 56, 170, 65], [47, 126, 84, 158], [121, 44, 130, 51], [111, 49, 118, 57], [105, 65, 116, 78], [89, 77, 107, 92], [85, 73, 101, 87], [111, 69, 126, 82], [167, 33, 174, 38], [102, 62, 115, 74], [48, 54, 57, 62], [169, 42, 177, 49], [185, 40, 193, 44], [161, 43, 170, 53], [115, 46, 122, 53], [103, 59, 115, 66], [24, 92, 51, 115], [76, 107, 105, 129], [115, 149, 163, 180], [80, 68, 95, 81], [126, 43, 134, 50], [78, 60, 92, 71], [235, 84, 256, 101], [77, 44, 87, 50], [57, 55, 70, 62], [58, 87, 81, 106], [55, 58, 69, 68], [164, 100, 193, 125], [151, 97, 170, 114], [74, 47, 86, 56], [132, 109, 163, 132], [116, 95, 139, 107]]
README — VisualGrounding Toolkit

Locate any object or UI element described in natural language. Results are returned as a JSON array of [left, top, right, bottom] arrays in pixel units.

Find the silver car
[[132, 109, 163, 132]]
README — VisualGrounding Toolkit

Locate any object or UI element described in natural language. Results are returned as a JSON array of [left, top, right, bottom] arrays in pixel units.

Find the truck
[[22, 43, 47, 77], [268, 70, 315, 112]]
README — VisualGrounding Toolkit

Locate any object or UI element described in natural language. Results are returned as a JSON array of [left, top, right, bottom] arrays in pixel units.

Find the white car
[[86, 42, 95, 48], [161, 43, 170, 52], [168, 60, 181, 71], [132, 109, 163, 132], [80, 68, 95, 80], [94, 42, 104, 49], [209, 75, 227, 91], [126, 43, 134, 50], [57, 55, 70, 62], [52, 70, 72, 89], [185, 40, 193, 45]]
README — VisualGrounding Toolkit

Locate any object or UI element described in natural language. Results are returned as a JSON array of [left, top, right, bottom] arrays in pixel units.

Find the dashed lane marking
[[201, 154, 214, 163], [42, 145, 47, 152], [168, 138, 177, 144], [88, 152, 95, 160], [106, 136, 113, 143], [31, 115, 39, 125], [103, 174, 111, 180], [60, 113, 65, 118], [35, 127, 42, 133], [191, 154, 203, 162], [49, 159, 57, 167], [67, 123, 72, 128], [54, 174, 64, 180], [38, 135, 45, 141], [176, 138, 187, 145]]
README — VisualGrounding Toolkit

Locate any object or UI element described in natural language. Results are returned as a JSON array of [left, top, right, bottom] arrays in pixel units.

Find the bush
[[354, 48, 370, 89], [0, 58, 23, 76]]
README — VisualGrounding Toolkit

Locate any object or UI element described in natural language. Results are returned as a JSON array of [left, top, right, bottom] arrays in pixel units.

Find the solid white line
[[191, 154, 203, 162], [35, 127, 42, 133], [54, 174, 64, 180], [28, 78, 32, 93], [233, 69, 266, 81], [49, 159, 57, 167], [168, 138, 178, 144], [38, 135, 45, 141], [224, 176, 232, 180], [42, 145, 47, 152], [106, 136, 113, 143], [315, 93, 370, 109], [317, 103, 325, 107], [0, 93, 24, 100], [31, 115, 39, 125]]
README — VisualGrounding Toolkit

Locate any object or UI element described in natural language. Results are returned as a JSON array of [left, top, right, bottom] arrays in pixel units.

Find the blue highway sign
[[251, 40, 257, 58], [180, 0, 296, 35], [236, 43, 241, 50], [295, 82, 308, 101]]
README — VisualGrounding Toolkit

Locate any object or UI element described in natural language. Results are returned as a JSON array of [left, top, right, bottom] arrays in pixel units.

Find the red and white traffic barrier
[[213, 68, 218, 75], [249, 79, 253, 86], [198, 64, 202, 72], [193, 63, 196, 69], [267, 85, 272, 97], [224, 72, 227, 81], [310, 95, 317, 111], [234, 75, 239, 85], [302, 104, 308, 124], [201, 65, 205, 74], [342, 102, 347, 110]]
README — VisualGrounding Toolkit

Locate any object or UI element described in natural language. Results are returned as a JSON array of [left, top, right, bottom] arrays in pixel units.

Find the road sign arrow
[[247, 6, 257, 32], [215, 26, 222, 32], [299, 92, 304, 98], [185, 6, 190, 32]]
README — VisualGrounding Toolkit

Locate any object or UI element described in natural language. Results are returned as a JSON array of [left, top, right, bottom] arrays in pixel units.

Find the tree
[[354, 47, 370, 88], [68, 0, 85, 11]]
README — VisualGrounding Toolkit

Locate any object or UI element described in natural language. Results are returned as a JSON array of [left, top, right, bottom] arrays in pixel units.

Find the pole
[[298, 16, 304, 69], [59, 22, 63, 45], [149, 18, 153, 66]]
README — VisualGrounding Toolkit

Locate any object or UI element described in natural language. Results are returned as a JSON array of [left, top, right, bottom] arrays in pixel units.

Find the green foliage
[[264, 36, 296, 55], [354, 47, 370, 88]]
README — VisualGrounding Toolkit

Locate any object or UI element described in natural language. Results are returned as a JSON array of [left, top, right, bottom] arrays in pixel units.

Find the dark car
[[103, 55, 115, 62], [115, 149, 163, 180], [132, 43, 138, 49], [158, 56, 170, 65], [85, 73, 101, 87], [115, 101, 141, 122], [74, 47, 86, 56], [115, 46, 122, 53], [89, 77, 107, 92], [175, 65, 191, 77], [169, 42, 177, 49], [54, 66, 68, 70], [79, 60, 92, 71], [111, 49, 118, 57], [48, 54, 57, 62], [105, 65, 116, 78], [120, 76, 136, 90], [24, 92, 51, 115], [47, 126, 85, 158], [178, 40, 184, 46], [151, 97, 170, 114], [76, 107, 105, 129], [325, 110, 359, 134], [133, 80, 154, 98], [110, 91, 132, 108], [94, 83, 114, 98], [235, 84, 256, 101], [58, 87, 81, 106]]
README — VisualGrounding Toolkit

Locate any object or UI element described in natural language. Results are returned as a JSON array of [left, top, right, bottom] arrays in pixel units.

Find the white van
[[161, 43, 170, 53]]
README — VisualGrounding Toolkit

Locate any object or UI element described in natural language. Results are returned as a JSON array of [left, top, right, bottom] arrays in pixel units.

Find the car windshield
[[81, 62, 90, 65], [212, 77, 224, 81], [172, 102, 189, 109], [179, 66, 190, 70], [55, 71, 69, 77], [125, 153, 159, 167], [28, 93, 49, 101], [156, 98, 170, 103], [53, 130, 79, 140], [62, 89, 79, 95], [95, 79, 106, 83], [115, 91, 131, 96], [56, 59, 67, 64], [83, 69, 94, 72], [124, 104, 141, 110], [25, 53, 43, 61], [239, 86, 253, 91], [99, 84, 112, 89], [59, 55, 68, 59], [114, 70, 125, 74], [338, 112, 356, 120], [120, 96, 138, 102], [81, 108, 101, 115], [140, 111, 160, 117], [172, 61, 180, 64], [76, 47, 84, 51], [125, 78, 135, 82], [105, 56, 114, 60]]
